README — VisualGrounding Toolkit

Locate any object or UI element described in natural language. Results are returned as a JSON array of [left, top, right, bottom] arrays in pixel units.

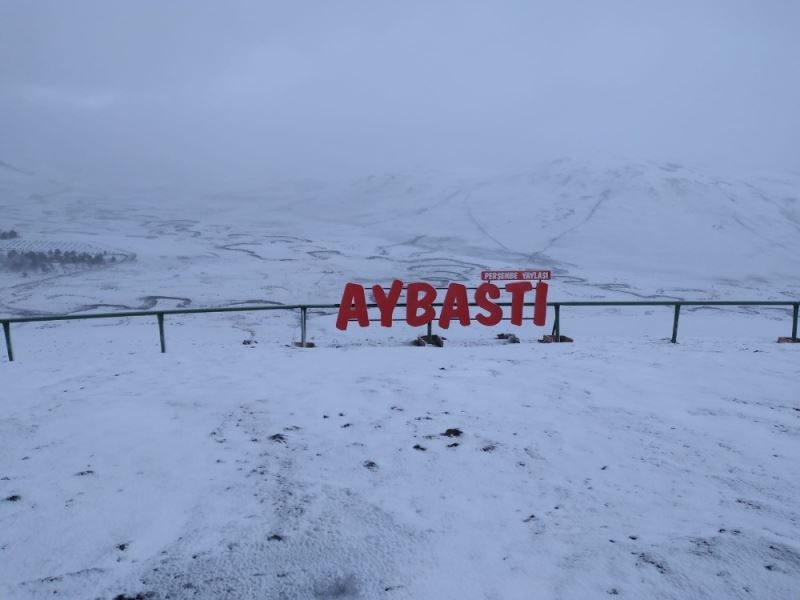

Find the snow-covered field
[[1, 159, 799, 599], [2, 159, 800, 316]]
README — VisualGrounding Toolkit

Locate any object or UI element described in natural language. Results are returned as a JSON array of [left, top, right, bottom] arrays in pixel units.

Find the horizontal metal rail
[[3, 300, 795, 324], [1, 300, 798, 362]]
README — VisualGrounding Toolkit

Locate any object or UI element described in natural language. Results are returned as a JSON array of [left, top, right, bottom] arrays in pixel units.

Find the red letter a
[[336, 283, 369, 330], [372, 280, 404, 327], [406, 282, 436, 327], [438, 283, 471, 329]]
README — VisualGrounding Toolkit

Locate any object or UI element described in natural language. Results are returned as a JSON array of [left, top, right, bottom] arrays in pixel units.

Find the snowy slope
[[2, 340, 799, 599], [1, 159, 799, 317], [1, 159, 799, 600]]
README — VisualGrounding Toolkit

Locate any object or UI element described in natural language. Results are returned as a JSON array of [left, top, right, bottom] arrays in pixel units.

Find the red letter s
[[474, 283, 502, 326]]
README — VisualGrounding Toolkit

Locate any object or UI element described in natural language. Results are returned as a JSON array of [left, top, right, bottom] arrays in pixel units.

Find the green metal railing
[[548, 300, 798, 345], [1, 300, 798, 362]]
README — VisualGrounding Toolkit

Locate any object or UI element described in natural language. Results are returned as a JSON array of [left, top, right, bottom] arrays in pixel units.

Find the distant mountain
[[309, 160, 800, 298], [1, 157, 798, 311]]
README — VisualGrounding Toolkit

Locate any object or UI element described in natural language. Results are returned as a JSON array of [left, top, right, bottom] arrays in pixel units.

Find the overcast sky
[[1, 1, 798, 186]]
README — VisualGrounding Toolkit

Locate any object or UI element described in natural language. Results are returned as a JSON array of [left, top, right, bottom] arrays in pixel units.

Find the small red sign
[[481, 270, 551, 282]]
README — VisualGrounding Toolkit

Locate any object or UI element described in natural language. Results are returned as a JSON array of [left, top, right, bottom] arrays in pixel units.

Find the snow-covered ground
[[1, 159, 799, 599], [2, 339, 799, 599]]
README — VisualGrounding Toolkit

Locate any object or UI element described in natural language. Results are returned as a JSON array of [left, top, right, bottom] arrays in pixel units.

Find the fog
[[1, 0, 798, 187]]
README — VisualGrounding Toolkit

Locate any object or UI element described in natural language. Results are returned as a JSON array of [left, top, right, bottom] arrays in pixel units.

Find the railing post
[[792, 303, 798, 342], [554, 304, 561, 342], [157, 313, 166, 353], [2, 321, 13, 362], [671, 304, 681, 344], [300, 307, 307, 347], [426, 321, 433, 343]]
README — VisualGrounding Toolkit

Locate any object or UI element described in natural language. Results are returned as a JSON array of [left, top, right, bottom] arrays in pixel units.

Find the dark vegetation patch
[[766, 542, 800, 569], [313, 574, 359, 598], [363, 460, 378, 470], [269, 433, 287, 443], [4, 495, 21, 502], [412, 444, 427, 452], [441, 428, 462, 438], [1, 249, 113, 272], [689, 538, 714, 556], [633, 552, 668, 574]]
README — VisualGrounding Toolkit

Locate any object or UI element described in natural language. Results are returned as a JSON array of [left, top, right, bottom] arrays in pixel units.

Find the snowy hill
[[1, 160, 799, 600], [1, 159, 798, 316]]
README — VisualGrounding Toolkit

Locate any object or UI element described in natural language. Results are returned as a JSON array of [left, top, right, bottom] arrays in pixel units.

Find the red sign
[[481, 270, 551, 282], [336, 279, 549, 330]]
